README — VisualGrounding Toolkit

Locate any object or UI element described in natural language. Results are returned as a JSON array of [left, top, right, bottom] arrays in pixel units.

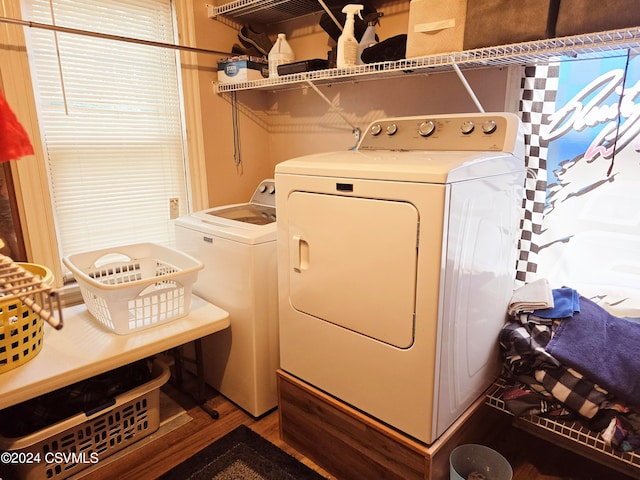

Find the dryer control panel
[[359, 112, 522, 155]]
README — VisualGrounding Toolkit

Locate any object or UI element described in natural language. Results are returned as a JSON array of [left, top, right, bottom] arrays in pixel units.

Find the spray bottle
[[357, 12, 383, 65], [336, 4, 364, 68]]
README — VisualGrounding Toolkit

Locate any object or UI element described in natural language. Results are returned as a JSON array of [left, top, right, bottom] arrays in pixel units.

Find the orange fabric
[[0, 91, 34, 163]]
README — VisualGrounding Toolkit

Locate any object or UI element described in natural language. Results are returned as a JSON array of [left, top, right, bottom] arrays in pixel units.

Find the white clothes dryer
[[275, 113, 525, 443], [175, 180, 278, 417]]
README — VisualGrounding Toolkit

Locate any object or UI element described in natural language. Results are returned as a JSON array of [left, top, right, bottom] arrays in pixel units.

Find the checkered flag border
[[515, 64, 559, 286]]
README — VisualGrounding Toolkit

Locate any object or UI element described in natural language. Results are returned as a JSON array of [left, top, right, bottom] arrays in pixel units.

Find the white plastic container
[[337, 4, 363, 68], [63, 242, 203, 334], [268, 33, 295, 78]]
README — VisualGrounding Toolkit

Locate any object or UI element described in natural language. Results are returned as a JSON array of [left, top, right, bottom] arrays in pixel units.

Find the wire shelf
[[214, 26, 640, 93], [486, 377, 640, 476], [208, 0, 327, 24]]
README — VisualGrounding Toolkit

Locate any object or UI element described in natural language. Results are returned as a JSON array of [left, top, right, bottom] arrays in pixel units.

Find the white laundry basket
[[63, 243, 202, 334]]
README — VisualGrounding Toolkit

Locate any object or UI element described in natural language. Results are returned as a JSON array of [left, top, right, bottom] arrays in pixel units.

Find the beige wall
[[265, 67, 513, 166], [191, 6, 272, 208], [194, 4, 516, 208]]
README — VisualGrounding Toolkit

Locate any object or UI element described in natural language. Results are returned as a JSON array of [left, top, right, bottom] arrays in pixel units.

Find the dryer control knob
[[267, 185, 275, 194], [461, 121, 475, 134], [386, 123, 398, 135], [370, 123, 382, 136], [482, 120, 497, 134], [259, 184, 267, 193], [418, 120, 436, 137]]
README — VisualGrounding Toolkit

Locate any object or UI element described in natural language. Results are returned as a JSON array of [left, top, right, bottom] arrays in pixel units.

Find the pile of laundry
[[500, 278, 640, 452]]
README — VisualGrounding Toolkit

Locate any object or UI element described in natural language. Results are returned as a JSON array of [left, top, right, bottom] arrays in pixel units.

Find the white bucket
[[450, 444, 512, 480]]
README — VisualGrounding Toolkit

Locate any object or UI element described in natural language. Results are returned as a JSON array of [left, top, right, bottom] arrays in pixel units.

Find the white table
[[0, 295, 230, 411]]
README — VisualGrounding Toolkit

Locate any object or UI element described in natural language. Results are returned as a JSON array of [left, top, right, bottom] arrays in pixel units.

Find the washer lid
[[202, 204, 276, 225], [176, 203, 276, 244]]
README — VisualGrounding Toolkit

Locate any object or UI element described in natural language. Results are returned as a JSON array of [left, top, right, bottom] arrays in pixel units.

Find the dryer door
[[287, 192, 418, 348]]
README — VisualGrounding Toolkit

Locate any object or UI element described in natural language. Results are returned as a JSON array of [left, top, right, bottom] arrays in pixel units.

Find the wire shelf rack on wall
[[213, 26, 640, 93], [486, 377, 640, 479], [208, 0, 324, 24]]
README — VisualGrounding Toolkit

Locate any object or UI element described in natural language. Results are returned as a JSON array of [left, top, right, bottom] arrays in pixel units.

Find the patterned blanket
[[500, 304, 640, 452]]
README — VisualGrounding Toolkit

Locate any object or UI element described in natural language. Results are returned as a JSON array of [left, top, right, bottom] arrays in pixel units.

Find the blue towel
[[533, 288, 580, 319], [545, 296, 640, 407]]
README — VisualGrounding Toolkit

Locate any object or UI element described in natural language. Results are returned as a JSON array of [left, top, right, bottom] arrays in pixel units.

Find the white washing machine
[[276, 113, 525, 444], [175, 180, 278, 417]]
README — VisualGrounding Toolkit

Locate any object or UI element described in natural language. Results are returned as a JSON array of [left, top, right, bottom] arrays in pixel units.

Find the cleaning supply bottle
[[268, 33, 295, 78], [336, 4, 363, 68], [357, 12, 383, 64]]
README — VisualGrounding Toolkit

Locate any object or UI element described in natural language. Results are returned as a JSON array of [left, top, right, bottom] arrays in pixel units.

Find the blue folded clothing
[[533, 288, 580, 319], [545, 296, 640, 407]]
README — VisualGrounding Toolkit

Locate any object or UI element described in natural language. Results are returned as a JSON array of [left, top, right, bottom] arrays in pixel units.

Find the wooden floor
[[86, 372, 637, 480]]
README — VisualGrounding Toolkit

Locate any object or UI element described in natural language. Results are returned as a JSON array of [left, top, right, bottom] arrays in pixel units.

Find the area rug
[[160, 425, 326, 480]]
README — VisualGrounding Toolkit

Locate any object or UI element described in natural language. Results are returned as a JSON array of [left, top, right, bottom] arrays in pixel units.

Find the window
[[21, 0, 189, 259]]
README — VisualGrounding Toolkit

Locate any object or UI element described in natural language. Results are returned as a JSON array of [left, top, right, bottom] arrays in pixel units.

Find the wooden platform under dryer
[[277, 369, 508, 480]]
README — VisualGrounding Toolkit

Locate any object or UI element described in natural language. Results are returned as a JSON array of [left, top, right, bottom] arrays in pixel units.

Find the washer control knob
[[370, 123, 382, 136], [461, 121, 475, 134], [267, 185, 275, 194], [386, 123, 398, 135], [259, 184, 267, 193], [482, 120, 497, 134], [418, 120, 436, 137]]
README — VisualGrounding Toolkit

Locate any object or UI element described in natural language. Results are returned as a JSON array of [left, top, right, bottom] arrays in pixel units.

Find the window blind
[[22, 0, 188, 257]]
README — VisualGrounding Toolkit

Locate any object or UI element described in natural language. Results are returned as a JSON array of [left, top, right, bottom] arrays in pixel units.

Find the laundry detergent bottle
[[269, 33, 295, 78], [336, 4, 364, 68], [357, 12, 383, 64]]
